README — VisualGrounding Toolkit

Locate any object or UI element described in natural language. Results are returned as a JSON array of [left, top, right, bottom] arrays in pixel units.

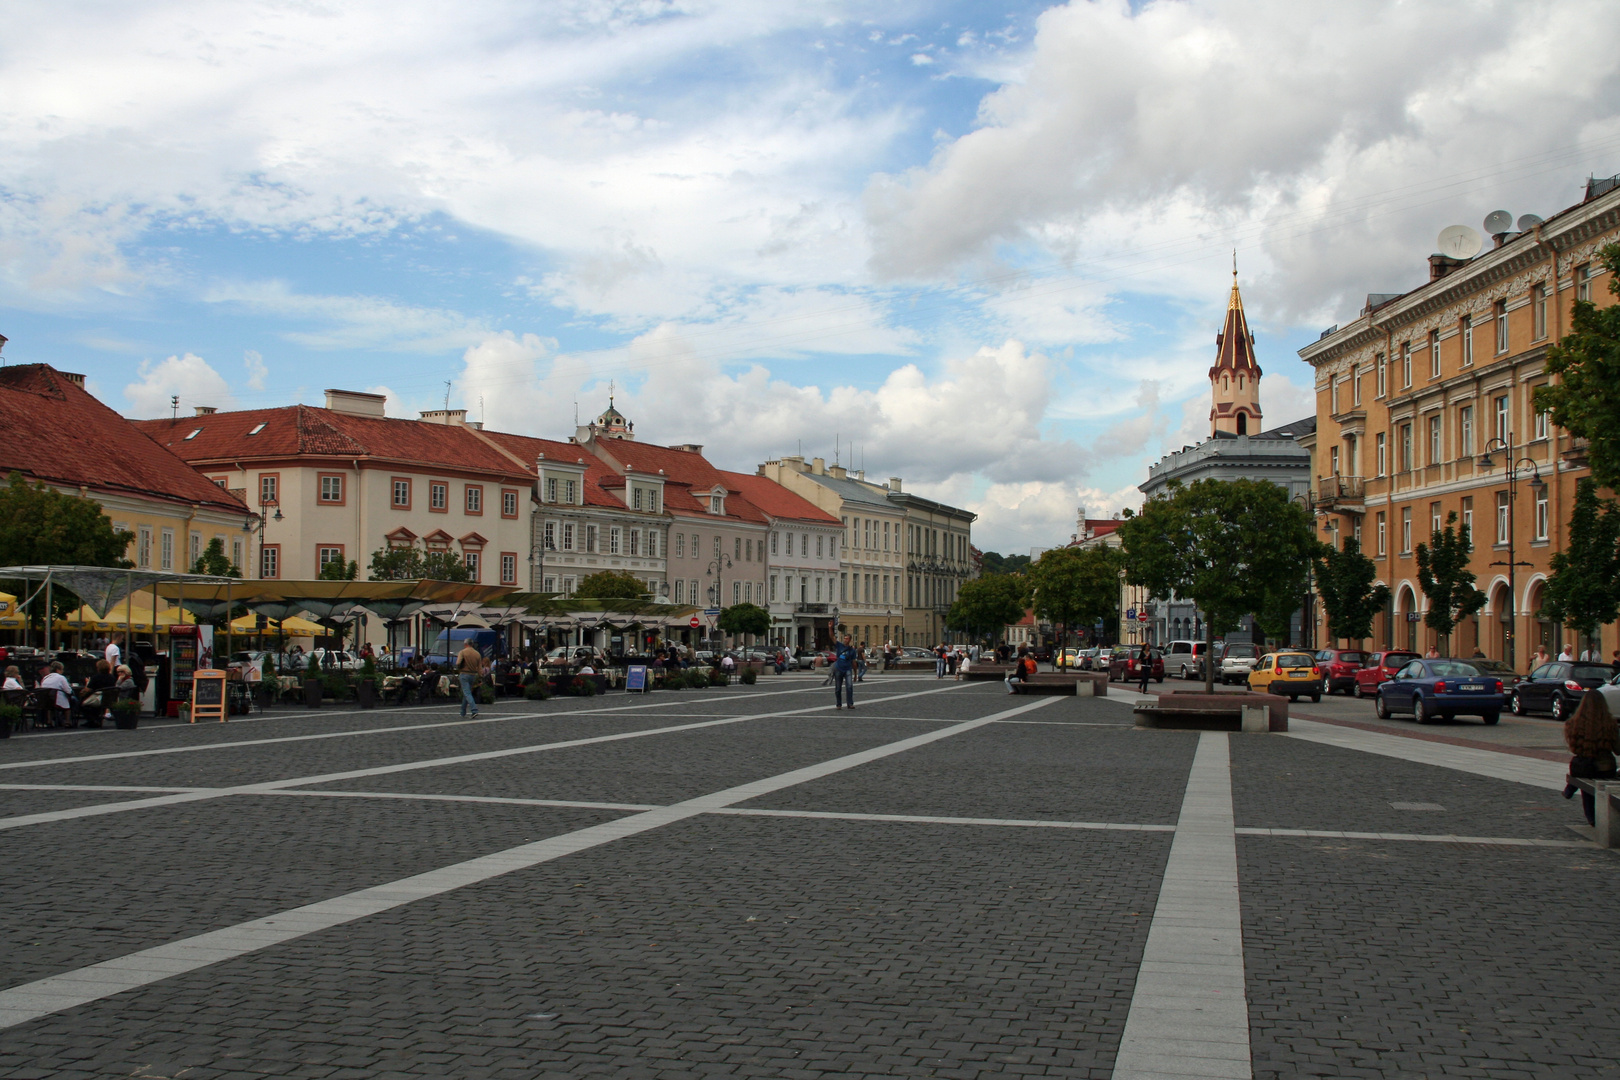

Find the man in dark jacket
[[832, 633, 857, 710]]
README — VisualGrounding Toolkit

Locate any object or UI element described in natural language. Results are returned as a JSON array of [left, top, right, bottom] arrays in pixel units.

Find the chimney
[[1428, 254, 1467, 282], [670, 444, 704, 455], [326, 389, 387, 417], [828, 464, 847, 478], [811, 457, 825, 475], [419, 408, 468, 426], [855, 469, 865, 482], [58, 371, 86, 388], [889, 476, 902, 492], [194, 405, 217, 416]]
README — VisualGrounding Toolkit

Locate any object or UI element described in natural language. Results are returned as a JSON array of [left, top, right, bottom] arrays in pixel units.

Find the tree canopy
[[945, 572, 1027, 640], [717, 602, 770, 638], [0, 472, 133, 568], [318, 556, 359, 580], [1314, 536, 1388, 645], [367, 545, 472, 582], [1539, 477, 1620, 641], [1118, 477, 1317, 690], [573, 569, 648, 599], [1414, 511, 1485, 654], [1535, 242, 1620, 490], [191, 537, 241, 578], [978, 551, 1032, 576], [1025, 546, 1120, 645]]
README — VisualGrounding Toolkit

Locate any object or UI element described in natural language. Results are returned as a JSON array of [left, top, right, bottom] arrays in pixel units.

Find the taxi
[[1246, 651, 1324, 702]]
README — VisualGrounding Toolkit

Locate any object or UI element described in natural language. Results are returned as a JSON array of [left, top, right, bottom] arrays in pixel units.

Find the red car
[[1352, 650, 1419, 698], [1314, 648, 1367, 695], [1108, 647, 1165, 683]]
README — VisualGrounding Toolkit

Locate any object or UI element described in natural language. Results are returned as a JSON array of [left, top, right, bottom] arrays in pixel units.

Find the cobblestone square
[[2, 675, 1618, 1078]]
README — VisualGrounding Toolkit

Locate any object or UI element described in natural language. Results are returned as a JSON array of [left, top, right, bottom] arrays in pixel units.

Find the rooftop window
[[185, 428, 201, 440], [247, 422, 267, 435]]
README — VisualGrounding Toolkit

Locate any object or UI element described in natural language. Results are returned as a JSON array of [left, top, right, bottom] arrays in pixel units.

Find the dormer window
[[247, 422, 266, 435], [709, 494, 723, 514]]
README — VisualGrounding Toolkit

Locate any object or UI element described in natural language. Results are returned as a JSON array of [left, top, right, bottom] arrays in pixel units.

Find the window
[[1459, 406, 1474, 458], [585, 525, 598, 553], [543, 576, 556, 593], [392, 478, 411, 509], [1496, 492, 1510, 545], [633, 487, 644, 510], [1401, 341, 1412, 387], [801, 534, 808, 557], [1430, 501, 1442, 538], [501, 552, 517, 585], [690, 579, 699, 605], [260, 544, 280, 579], [1376, 353, 1386, 398], [648, 531, 658, 558], [1461, 496, 1473, 538], [259, 474, 278, 505], [769, 576, 777, 602], [676, 532, 685, 559], [732, 581, 741, 605], [744, 581, 752, 603], [745, 538, 752, 562], [609, 527, 621, 555], [562, 523, 575, 551], [734, 536, 741, 559], [564, 480, 576, 505], [1400, 424, 1413, 472], [231, 537, 243, 572], [676, 580, 686, 604], [502, 490, 518, 518], [1429, 331, 1441, 378], [189, 531, 201, 567], [709, 495, 722, 514], [318, 474, 344, 504], [1376, 433, 1387, 476], [1577, 263, 1592, 302], [1494, 394, 1510, 443], [430, 482, 448, 512], [1533, 283, 1547, 339], [1461, 314, 1474, 366], [1535, 488, 1549, 541], [1495, 300, 1508, 354], [1376, 512, 1387, 556], [714, 535, 721, 557], [649, 490, 660, 513], [137, 526, 152, 568], [816, 535, 824, 558], [318, 545, 344, 571], [464, 552, 479, 581], [543, 521, 556, 550], [628, 529, 640, 556], [465, 485, 482, 514], [1534, 397, 1550, 441], [1330, 446, 1340, 475], [1428, 415, 1442, 466], [883, 522, 890, 551], [840, 572, 847, 601], [160, 528, 174, 571], [1401, 507, 1412, 554], [546, 478, 558, 503]]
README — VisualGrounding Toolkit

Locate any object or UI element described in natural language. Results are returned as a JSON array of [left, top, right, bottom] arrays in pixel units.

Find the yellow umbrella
[[0, 592, 15, 617], [277, 615, 326, 636]]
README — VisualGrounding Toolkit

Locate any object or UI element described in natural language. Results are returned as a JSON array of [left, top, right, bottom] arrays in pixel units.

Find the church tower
[[1208, 270, 1263, 436]]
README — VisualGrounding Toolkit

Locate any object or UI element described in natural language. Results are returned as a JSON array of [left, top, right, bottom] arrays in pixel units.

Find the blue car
[[1373, 658, 1506, 725]]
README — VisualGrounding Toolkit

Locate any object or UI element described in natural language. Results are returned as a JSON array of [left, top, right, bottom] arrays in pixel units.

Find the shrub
[[708, 670, 730, 687], [660, 671, 682, 690], [478, 684, 496, 705], [739, 668, 757, 685], [577, 676, 597, 697], [321, 673, 351, 701], [0, 702, 20, 734], [524, 681, 551, 701], [109, 700, 141, 730]]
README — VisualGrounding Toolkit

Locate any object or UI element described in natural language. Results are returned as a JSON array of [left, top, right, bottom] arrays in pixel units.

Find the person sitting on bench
[[1564, 692, 1618, 827]]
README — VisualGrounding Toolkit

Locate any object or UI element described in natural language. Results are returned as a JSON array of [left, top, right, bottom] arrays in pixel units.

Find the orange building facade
[[1299, 179, 1619, 666]]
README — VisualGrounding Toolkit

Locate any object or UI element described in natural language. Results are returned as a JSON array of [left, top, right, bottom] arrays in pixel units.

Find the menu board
[[190, 669, 228, 723], [626, 665, 648, 693]]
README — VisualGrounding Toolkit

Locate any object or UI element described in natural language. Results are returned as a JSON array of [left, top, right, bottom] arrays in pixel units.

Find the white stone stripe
[[709, 807, 1174, 831], [0, 695, 1056, 1030], [0, 682, 838, 773], [1284, 717, 1567, 790], [260, 789, 663, 813], [0, 683, 970, 833], [0, 783, 210, 794], [1236, 827, 1585, 848], [1114, 731, 1251, 1080]]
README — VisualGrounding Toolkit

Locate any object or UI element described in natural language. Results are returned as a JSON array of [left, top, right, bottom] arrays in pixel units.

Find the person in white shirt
[[1558, 645, 1574, 662], [2, 664, 22, 690], [39, 662, 74, 727], [105, 636, 121, 670]]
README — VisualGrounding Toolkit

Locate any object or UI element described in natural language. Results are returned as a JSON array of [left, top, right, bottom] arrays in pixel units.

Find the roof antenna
[[443, 380, 451, 414], [479, 395, 484, 426], [834, 433, 840, 467], [574, 399, 579, 426], [171, 395, 179, 423]]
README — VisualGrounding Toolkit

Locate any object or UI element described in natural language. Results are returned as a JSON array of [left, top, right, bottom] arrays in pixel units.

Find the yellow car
[[1247, 651, 1324, 702], [1056, 647, 1083, 669]]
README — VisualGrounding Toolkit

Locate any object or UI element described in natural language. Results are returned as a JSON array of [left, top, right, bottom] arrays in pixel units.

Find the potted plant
[[478, 682, 496, 706], [0, 702, 18, 738], [303, 675, 323, 708], [321, 672, 350, 704], [524, 681, 551, 701], [177, 702, 191, 724], [739, 668, 758, 685], [357, 656, 379, 709], [110, 700, 141, 730]]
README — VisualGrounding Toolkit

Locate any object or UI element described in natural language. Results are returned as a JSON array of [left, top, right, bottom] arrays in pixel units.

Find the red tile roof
[[589, 439, 769, 525], [136, 405, 532, 480], [719, 470, 841, 525], [0, 365, 247, 516], [476, 431, 629, 510]]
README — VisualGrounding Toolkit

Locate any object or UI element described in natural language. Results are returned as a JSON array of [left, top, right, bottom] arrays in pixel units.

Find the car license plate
[[1459, 683, 1483, 691]]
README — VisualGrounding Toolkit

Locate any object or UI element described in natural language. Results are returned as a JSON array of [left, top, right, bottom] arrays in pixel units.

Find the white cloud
[[243, 349, 267, 392], [203, 281, 492, 353], [124, 353, 235, 418], [963, 478, 1145, 554]]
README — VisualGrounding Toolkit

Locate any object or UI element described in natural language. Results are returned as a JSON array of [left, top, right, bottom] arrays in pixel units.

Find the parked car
[[792, 649, 824, 670], [1351, 650, 1420, 698], [1510, 661, 1616, 720], [306, 648, 361, 672], [1596, 671, 1620, 718], [1247, 651, 1324, 701], [1056, 647, 1084, 669], [1217, 641, 1261, 685], [1374, 657, 1505, 724], [544, 646, 608, 670], [1075, 647, 1104, 671], [1314, 648, 1366, 695], [1164, 640, 1216, 680], [1468, 658, 1524, 701], [1108, 647, 1165, 683]]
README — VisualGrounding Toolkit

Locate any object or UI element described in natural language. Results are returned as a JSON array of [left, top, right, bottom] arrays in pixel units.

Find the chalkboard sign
[[626, 665, 648, 693], [190, 670, 228, 723]]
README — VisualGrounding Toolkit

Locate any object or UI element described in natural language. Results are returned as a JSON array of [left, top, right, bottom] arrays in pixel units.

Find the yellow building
[[1299, 179, 1620, 664]]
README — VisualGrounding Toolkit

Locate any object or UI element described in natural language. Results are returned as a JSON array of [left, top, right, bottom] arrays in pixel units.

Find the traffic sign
[[689, 615, 701, 628], [704, 608, 721, 616], [1125, 608, 1136, 620], [1137, 612, 1150, 623]]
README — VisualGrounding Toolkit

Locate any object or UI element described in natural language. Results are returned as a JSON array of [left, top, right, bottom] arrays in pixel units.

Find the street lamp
[[1477, 436, 1544, 670], [1292, 491, 1319, 649], [705, 555, 732, 646], [245, 500, 282, 578]]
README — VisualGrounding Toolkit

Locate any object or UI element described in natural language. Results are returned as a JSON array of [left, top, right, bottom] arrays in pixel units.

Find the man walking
[[456, 639, 483, 718], [832, 633, 857, 710]]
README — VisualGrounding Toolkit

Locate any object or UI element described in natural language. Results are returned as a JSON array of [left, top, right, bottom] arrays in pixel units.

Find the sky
[[2, 0, 1618, 555]]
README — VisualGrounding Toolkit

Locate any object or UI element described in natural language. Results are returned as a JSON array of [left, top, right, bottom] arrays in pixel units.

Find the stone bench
[[1567, 777, 1620, 847], [1133, 691, 1289, 732], [1006, 672, 1109, 697]]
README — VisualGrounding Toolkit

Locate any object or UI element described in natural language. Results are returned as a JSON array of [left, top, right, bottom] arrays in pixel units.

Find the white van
[[1164, 639, 1213, 680]]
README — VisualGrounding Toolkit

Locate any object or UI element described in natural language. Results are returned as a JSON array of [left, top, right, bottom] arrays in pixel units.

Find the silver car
[[1218, 642, 1261, 685]]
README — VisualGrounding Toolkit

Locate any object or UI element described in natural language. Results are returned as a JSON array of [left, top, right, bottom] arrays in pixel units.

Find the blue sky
[[2, 0, 1618, 552]]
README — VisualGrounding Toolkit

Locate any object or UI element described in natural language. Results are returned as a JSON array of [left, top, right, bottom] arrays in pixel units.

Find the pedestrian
[[934, 644, 946, 679], [832, 633, 857, 710], [1005, 647, 1028, 694], [82, 658, 117, 726], [956, 647, 970, 681], [104, 634, 121, 670], [1532, 645, 1550, 670], [1136, 642, 1153, 694], [855, 643, 868, 683], [455, 638, 482, 718], [1558, 643, 1575, 662], [1425, 644, 1440, 659], [1562, 692, 1618, 827]]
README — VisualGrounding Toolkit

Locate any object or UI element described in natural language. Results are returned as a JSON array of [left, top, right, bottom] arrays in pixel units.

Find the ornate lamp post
[[705, 554, 733, 646], [1477, 436, 1545, 669]]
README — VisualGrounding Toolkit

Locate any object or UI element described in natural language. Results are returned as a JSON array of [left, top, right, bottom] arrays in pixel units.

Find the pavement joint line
[[1284, 717, 1567, 790], [706, 807, 1177, 831], [257, 789, 663, 813], [0, 783, 211, 794], [0, 694, 1058, 1031], [1235, 826, 1591, 848], [0, 682, 847, 773], [1113, 731, 1251, 1080], [0, 684, 973, 833]]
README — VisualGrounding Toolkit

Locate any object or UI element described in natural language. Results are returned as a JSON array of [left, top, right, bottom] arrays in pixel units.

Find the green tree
[[1535, 242, 1620, 489], [717, 602, 770, 639], [366, 544, 471, 582], [1313, 536, 1389, 645], [421, 550, 472, 582], [1414, 511, 1486, 655], [1118, 478, 1317, 691], [1026, 546, 1121, 650], [574, 569, 648, 599], [979, 551, 1032, 576], [945, 572, 1027, 642], [190, 537, 242, 577], [318, 556, 359, 580], [0, 472, 133, 567], [1539, 477, 1620, 644]]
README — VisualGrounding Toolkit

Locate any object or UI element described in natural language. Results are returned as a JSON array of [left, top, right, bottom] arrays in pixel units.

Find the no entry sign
[[689, 615, 701, 628]]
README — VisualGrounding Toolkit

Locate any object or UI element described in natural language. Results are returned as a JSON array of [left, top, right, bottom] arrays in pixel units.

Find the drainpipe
[[1533, 223, 1566, 556]]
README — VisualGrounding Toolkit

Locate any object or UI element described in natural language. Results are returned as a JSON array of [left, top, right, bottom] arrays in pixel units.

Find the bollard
[[1240, 704, 1270, 733]]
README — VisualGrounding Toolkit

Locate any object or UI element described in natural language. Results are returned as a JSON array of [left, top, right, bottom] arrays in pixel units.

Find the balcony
[[1314, 475, 1365, 512]]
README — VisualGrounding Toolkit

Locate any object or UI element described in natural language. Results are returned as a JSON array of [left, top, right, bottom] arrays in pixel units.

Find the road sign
[[704, 608, 721, 616], [689, 615, 701, 628], [1137, 612, 1150, 623], [1125, 608, 1136, 620]]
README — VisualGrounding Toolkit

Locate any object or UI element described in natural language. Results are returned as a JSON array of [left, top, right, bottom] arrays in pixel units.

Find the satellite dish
[[1517, 213, 1543, 232], [1437, 225, 1482, 259], [1484, 210, 1514, 234]]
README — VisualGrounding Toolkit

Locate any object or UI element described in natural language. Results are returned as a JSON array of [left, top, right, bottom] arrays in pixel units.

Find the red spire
[[1208, 275, 1262, 380]]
